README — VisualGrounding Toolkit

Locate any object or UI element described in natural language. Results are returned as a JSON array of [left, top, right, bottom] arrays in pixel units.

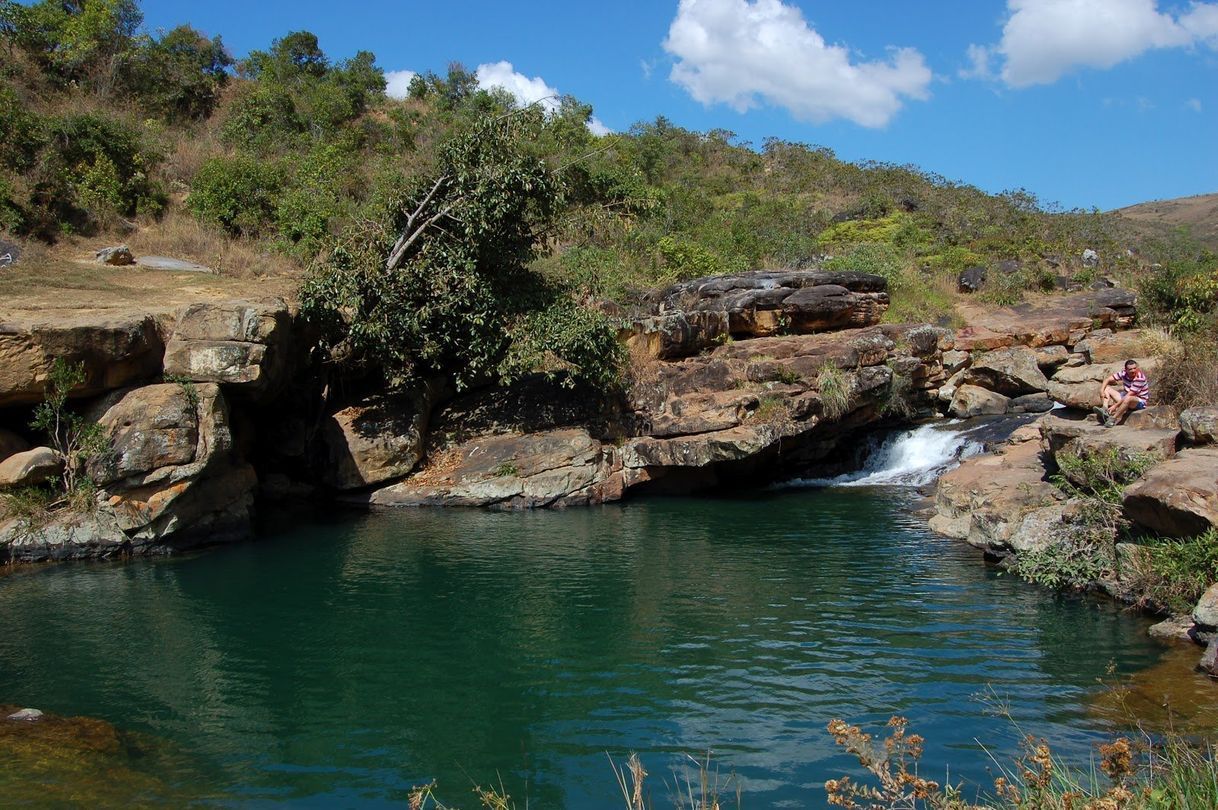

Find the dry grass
[[123, 210, 299, 279], [1154, 337, 1218, 411]]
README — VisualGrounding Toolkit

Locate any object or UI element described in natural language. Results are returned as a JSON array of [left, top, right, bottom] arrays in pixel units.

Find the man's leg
[[1101, 387, 1123, 408], [1112, 394, 1136, 423]]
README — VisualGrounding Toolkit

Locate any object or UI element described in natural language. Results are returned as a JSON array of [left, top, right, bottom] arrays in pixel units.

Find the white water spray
[[785, 422, 986, 489]]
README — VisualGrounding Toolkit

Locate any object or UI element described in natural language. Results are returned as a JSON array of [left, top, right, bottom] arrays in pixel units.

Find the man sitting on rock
[[1098, 359, 1149, 425]]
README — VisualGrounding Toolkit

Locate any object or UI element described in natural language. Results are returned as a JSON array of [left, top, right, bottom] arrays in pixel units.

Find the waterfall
[[784, 421, 989, 489]]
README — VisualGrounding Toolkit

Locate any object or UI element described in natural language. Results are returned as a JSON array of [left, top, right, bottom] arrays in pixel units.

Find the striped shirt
[[1115, 369, 1150, 403]]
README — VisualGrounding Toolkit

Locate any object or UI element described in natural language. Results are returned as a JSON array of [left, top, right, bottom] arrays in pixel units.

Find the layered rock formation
[[0, 297, 300, 562]]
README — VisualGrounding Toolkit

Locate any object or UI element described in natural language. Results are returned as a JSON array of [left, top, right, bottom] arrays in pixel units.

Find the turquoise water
[[0, 488, 1164, 807]]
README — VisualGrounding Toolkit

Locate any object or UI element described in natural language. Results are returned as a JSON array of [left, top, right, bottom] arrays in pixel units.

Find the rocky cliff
[[0, 265, 1155, 564]]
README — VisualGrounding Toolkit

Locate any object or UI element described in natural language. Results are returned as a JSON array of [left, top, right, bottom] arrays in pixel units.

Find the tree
[[1, 0, 142, 86], [122, 25, 233, 121], [302, 110, 622, 391]]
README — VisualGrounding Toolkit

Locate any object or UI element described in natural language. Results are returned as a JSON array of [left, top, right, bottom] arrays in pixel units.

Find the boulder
[[1181, 407, 1218, 446], [623, 310, 729, 360], [930, 437, 1063, 555], [365, 428, 619, 509], [162, 299, 293, 398], [86, 384, 201, 486], [958, 266, 987, 293], [0, 447, 62, 488], [963, 346, 1049, 396], [0, 239, 21, 267], [320, 384, 438, 490], [1034, 345, 1070, 371], [942, 350, 970, 374], [89, 383, 256, 548], [0, 428, 29, 462], [1194, 583, 1218, 629], [7, 708, 43, 722], [1148, 615, 1199, 642], [0, 311, 165, 407], [110, 462, 256, 547], [650, 270, 889, 338], [1010, 392, 1055, 414], [1082, 248, 1099, 268], [1124, 405, 1179, 432], [1201, 636, 1218, 678], [1123, 448, 1218, 537], [95, 245, 134, 266], [949, 384, 1009, 417]]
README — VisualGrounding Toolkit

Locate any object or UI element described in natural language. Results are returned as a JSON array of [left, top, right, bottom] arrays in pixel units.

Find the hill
[[1, 0, 1214, 391], [1115, 193, 1218, 252]]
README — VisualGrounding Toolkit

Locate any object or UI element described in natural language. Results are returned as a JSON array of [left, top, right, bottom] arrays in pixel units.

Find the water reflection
[[0, 489, 1168, 808]]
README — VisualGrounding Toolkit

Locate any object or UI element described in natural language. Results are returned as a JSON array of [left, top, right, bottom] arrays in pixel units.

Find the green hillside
[[2, 0, 1214, 390]]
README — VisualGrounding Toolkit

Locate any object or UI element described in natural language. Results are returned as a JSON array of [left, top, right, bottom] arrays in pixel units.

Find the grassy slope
[[1114, 192, 1218, 251]]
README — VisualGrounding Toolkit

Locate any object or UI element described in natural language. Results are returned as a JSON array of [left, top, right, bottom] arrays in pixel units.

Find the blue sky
[[140, 0, 1218, 211]]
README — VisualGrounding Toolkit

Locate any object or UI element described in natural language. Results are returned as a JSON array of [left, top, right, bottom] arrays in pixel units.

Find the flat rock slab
[[365, 428, 619, 509], [1039, 413, 1177, 459], [929, 434, 1062, 554], [136, 256, 213, 273], [1124, 448, 1218, 538], [0, 311, 166, 407], [649, 269, 889, 338], [955, 289, 1137, 351]]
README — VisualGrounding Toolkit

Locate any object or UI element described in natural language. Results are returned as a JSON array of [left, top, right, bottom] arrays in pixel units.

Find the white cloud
[[384, 69, 417, 100], [384, 61, 612, 134], [1187, 97, 1204, 112], [588, 117, 612, 137], [476, 61, 613, 133], [1182, 3, 1218, 45], [959, 44, 994, 79], [475, 60, 562, 113], [971, 0, 1218, 88], [661, 0, 932, 128]]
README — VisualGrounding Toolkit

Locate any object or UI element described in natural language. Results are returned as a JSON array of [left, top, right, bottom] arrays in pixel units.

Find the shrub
[[815, 213, 907, 248], [221, 85, 301, 152], [498, 300, 626, 390], [29, 359, 110, 503], [188, 155, 283, 236], [1139, 257, 1218, 334], [15, 112, 164, 235], [1131, 529, 1218, 614], [817, 364, 853, 420], [1013, 449, 1156, 591], [1153, 338, 1218, 412], [823, 241, 903, 282], [657, 235, 722, 279]]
